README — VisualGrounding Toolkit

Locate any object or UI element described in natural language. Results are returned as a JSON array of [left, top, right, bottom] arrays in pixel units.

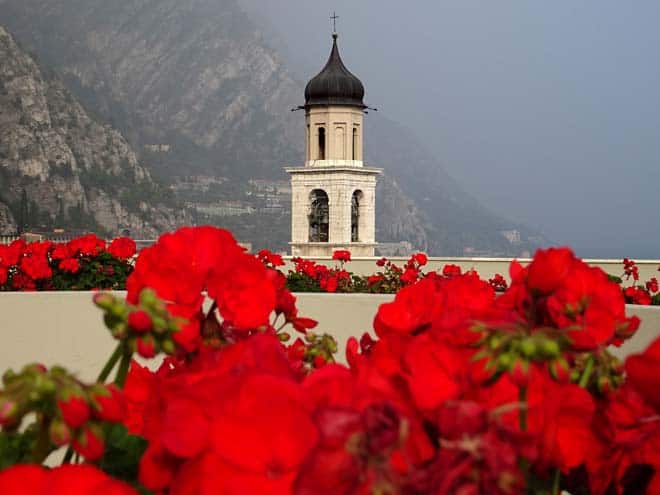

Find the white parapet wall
[[282, 256, 660, 284], [0, 292, 658, 381]]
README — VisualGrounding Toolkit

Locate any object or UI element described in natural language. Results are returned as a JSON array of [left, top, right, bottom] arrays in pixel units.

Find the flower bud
[[56, 390, 90, 429], [128, 310, 153, 334], [34, 374, 56, 395], [597, 376, 613, 395], [2, 369, 18, 384], [104, 313, 120, 329], [93, 292, 116, 311], [548, 358, 570, 383], [136, 334, 158, 358], [160, 339, 176, 355], [614, 318, 639, 340], [0, 395, 19, 426], [497, 353, 513, 371], [151, 315, 168, 334], [278, 332, 291, 342], [108, 301, 129, 320], [138, 288, 158, 309], [110, 322, 129, 340], [49, 418, 72, 447], [73, 423, 105, 461], [25, 363, 48, 375], [519, 338, 537, 358], [509, 359, 530, 387], [488, 334, 503, 351], [90, 384, 126, 422], [539, 338, 560, 358]]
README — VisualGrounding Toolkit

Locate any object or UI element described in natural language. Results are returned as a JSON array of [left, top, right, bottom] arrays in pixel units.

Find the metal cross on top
[[331, 11, 339, 33]]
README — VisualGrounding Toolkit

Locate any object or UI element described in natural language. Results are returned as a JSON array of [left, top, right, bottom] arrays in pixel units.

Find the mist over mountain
[[241, 0, 660, 259], [0, 0, 547, 254]]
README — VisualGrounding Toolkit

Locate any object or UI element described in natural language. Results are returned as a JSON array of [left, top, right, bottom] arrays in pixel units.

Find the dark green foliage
[[285, 272, 323, 293], [50, 251, 133, 290], [0, 430, 36, 469], [97, 424, 148, 488]]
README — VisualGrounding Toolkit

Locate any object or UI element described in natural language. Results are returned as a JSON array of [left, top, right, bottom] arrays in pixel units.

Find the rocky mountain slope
[[0, 0, 545, 254], [0, 25, 185, 237]]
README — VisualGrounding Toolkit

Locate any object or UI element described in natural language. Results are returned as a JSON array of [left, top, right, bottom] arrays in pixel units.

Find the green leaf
[[97, 424, 148, 486], [0, 430, 37, 469]]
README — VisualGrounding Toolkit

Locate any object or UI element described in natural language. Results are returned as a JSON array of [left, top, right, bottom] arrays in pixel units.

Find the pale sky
[[241, 0, 660, 258]]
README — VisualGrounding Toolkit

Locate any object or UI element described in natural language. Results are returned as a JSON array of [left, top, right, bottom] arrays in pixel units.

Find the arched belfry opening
[[308, 189, 329, 242], [351, 190, 363, 242]]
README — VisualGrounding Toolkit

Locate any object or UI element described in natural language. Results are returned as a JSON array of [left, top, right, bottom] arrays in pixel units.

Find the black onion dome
[[304, 34, 366, 108]]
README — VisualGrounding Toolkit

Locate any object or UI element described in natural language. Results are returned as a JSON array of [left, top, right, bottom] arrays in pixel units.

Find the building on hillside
[[285, 30, 381, 257], [500, 229, 521, 244]]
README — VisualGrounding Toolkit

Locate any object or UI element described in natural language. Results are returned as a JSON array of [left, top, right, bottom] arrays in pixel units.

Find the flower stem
[[517, 385, 531, 493], [62, 447, 74, 465], [552, 468, 561, 495], [31, 416, 52, 464], [97, 343, 123, 383], [113, 350, 132, 388], [518, 385, 528, 431], [578, 356, 595, 389]]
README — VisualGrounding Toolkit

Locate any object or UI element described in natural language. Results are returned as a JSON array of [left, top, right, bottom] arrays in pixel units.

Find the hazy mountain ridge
[[0, 0, 546, 254], [0, 0, 302, 179], [0, 25, 186, 237]]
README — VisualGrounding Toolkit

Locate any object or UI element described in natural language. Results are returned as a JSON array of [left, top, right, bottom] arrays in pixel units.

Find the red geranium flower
[[51, 243, 72, 261], [57, 391, 91, 429], [625, 336, 660, 410], [624, 286, 652, 305], [442, 264, 462, 278], [257, 248, 285, 267], [527, 247, 574, 294], [108, 237, 137, 259], [72, 423, 106, 461], [68, 234, 106, 257], [0, 239, 26, 267], [332, 250, 351, 262], [0, 464, 138, 494], [59, 257, 81, 274]]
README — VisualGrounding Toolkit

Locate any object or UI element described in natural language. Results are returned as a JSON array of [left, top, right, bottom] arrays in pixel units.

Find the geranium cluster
[[287, 253, 354, 292], [619, 258, 660, 305], [285, 251, 434, 294], [1, 230, 659, 495], [0, 235, 135, 291], [0, 363, 126, 462], [110, 244, 657, 494], [123, 227, 320, 355]]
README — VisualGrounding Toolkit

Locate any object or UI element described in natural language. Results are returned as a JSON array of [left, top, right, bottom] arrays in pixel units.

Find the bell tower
[[286, 30, 381, 257]]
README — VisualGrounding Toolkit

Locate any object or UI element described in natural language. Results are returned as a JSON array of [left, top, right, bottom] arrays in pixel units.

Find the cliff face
[[0, 0, 302, 179], [0, 0, 544, 254], [0, 25, 184, 236]]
